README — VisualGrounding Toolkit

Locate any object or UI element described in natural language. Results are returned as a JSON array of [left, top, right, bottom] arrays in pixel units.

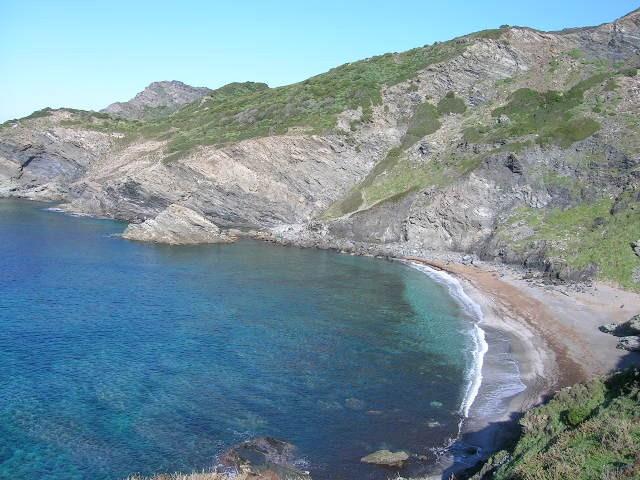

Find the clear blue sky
[[1, 0, 637, 122]]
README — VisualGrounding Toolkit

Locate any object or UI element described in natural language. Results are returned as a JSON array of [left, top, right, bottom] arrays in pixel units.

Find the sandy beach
[[403, 255, 640, 473]]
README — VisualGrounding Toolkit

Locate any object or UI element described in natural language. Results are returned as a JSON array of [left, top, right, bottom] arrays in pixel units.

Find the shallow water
[[0, 200, 477, 480]]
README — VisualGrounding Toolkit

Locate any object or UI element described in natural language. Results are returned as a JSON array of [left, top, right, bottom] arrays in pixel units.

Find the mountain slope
[[1, 9, 639, 289]]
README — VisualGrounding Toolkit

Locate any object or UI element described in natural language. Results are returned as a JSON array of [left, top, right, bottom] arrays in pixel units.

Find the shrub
[[437, 91, 467, 115], [564, 405, 592, 426]]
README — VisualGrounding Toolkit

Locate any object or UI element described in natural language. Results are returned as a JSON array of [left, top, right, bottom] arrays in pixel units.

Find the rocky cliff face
[[102, 80, 212, 120], [1, 10, 640, 289]]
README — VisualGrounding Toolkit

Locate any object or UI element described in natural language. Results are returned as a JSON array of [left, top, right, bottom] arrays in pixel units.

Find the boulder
[[360, 449, 409, 468], [632, 240, 640, 258], [220, 437, 310, 480]]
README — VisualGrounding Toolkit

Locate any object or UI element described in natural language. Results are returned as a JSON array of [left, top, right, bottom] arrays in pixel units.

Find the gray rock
[[122, 204, 236, 245], [603, 315, 640, 337], [617, 336, 640, 352], [361, 449, 410, 468], [2, 8, 640, 270], [633, 240, 640, 258], [599, 323, 618, 334], [220, 437, 310, 480]]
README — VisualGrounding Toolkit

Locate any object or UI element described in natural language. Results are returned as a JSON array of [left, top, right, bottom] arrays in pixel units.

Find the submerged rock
[[220, 437, 310, 480], [122, 204, 236, 245], [360, 449, 409, 468]]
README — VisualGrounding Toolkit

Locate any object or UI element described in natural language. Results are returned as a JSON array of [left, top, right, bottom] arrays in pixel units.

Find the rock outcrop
[[122, 204, 236, 244], [360, 449, 410, 468], [220, 437, 310, 480]]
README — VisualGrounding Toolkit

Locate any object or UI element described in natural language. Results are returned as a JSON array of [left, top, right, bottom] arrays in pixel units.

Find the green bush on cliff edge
[[476, 369, 640, 480]]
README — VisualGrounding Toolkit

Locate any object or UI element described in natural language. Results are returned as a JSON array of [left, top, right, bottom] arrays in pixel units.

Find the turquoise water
[[0, 200, 475, 480]]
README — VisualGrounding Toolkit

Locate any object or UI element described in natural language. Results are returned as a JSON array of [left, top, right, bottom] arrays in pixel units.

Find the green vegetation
[[403, 102, 441, 145], [140, 41, 466, 153], [485, 369, 640, 480], [437, 91, 467, 115], [21, 40, 466, 155], [1, 107, 53, 127], [491, 74, 608, 147], [568, 48, 584, 59], [500, 195, 640, 289], [464, 73, 611, 147]]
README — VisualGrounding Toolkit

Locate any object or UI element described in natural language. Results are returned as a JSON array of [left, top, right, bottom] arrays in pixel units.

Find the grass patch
[[486, 73, 609, 147], [437, 91, 467, 115], [568, 48, 584, 59], [402, 102, 441, 147]]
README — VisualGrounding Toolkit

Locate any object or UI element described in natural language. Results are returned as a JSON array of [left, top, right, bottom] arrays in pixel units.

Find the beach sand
[[403, 256, 640, 475]]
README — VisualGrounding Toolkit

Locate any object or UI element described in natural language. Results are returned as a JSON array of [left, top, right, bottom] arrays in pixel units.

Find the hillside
[[470, 369, 640, 480], [1, 9, 640, 289]]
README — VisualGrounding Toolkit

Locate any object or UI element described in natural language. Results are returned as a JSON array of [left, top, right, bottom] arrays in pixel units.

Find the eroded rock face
[[122, 204, 236, 245], [220, 437, 310, 480], [1, 9, 640, 268]]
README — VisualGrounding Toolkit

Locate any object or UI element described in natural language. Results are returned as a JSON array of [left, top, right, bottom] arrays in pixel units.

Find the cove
[[0, 200, 477, 480]]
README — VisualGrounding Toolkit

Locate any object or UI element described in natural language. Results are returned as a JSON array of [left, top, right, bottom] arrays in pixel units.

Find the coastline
[[6, 199, 640, 478], [402, 255, 640, 476]]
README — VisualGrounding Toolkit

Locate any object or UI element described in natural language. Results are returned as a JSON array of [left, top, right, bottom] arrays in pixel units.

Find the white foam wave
[[405, 262, 489, 418]]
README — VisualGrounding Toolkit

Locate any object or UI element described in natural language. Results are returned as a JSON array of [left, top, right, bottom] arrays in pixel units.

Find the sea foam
[[405, 262, 489, 418]]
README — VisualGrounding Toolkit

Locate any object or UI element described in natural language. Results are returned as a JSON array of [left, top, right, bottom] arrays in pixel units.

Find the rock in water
[[360, 449, 410, 468], [122, 204, 236, 245], [617, 336, 640, 351], [220, 437, 310, 480]]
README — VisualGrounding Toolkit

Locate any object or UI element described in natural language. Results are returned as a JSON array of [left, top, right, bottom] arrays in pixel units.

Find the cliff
[[1, 9, 639, 289]]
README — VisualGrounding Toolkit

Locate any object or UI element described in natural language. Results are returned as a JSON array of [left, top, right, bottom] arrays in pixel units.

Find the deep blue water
[[0, 200, 475, 480]]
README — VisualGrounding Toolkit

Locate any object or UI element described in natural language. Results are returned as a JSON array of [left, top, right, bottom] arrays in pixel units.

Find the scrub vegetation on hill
[[474, 369, 640, 480], [41, 38, 468, 155]]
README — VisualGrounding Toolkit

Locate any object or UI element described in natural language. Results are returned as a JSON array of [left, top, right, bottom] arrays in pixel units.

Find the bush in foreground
[[474, 369, 640, 479]]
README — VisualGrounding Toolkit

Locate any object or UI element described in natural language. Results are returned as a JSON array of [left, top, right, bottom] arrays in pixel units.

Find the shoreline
[[6, 199, 640, 478], [402, 255, 640, 476]]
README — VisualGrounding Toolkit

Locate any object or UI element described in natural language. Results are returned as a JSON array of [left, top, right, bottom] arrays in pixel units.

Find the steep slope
[[1, 9, 639, 289], [102, 80, 213, 120], [471, 369, 640, 480]]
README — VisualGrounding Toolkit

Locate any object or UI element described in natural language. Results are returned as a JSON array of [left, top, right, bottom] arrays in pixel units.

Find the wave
[[44, 207, 91, 217], [404, 261, 488, 418]]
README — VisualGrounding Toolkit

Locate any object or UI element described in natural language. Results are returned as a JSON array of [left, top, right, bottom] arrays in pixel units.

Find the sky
[[0, 0, 638, 122]]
